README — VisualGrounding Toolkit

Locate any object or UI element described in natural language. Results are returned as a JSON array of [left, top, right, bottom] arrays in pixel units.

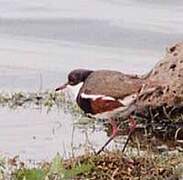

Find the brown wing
[[90, 97, 123, 114], [79, 70, 144, 99]]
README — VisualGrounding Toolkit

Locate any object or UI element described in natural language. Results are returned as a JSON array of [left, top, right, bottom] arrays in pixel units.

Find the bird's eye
[[69, 75, 76, 83]]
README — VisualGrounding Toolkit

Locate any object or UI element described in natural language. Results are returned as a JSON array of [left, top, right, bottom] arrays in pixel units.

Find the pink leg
[[110, 118, 119, 137], [128, 116, 137, 133], [96, 118, 118, 155], [110, 116, 137, 137], [97, 117, 137, 155]]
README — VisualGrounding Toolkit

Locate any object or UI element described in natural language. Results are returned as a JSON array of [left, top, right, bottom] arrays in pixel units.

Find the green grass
[[11, 153, 94, 180]]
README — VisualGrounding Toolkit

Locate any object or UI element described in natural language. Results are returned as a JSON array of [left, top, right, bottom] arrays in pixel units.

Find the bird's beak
[[55, 82, 69, 91]]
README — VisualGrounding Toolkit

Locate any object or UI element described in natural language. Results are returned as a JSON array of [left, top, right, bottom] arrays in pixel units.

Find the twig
[[111, 168, 119, 180], [168, 106, 176, 117], [175, 128, 183, 141], [163, 106, 171, 120], [71, 126, 75, 158]]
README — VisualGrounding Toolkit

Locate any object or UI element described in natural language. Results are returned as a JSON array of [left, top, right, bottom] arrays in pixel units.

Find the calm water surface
[[0, 0, 183, 160]]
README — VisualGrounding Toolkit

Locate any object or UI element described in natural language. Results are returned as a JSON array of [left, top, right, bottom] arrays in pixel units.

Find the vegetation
[[11, 153, 93, 180], [0, 91, 82, 115], [0, 91, 183, 179], [0, 150, 182, 179]]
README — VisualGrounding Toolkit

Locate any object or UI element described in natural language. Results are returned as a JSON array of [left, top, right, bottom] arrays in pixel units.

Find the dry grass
[[1, 149, 182, 180], [68, 150, 183, 179]]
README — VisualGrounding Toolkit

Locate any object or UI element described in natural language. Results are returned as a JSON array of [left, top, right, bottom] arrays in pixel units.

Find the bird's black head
[[68, 69, 93, 85], [55, 69, 93, 91]]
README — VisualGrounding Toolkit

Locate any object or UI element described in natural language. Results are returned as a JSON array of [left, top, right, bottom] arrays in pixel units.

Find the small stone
[[157, 144, 168, 152]]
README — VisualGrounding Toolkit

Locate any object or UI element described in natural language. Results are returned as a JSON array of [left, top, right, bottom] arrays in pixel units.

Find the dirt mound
[[139, 42, 183, 108]]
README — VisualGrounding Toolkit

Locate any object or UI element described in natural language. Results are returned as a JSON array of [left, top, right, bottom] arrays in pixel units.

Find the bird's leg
[[110, 118, 119, 137], [129, 116, 137, 132], [122, 116, 137, 153], [96, 118, 119, 155]]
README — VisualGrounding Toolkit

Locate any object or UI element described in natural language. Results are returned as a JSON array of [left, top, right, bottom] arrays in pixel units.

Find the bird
[[56, 69, 145, 153]]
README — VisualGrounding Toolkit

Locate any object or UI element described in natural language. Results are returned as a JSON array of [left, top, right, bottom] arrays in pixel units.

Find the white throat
[[67, 82, 83, 100]]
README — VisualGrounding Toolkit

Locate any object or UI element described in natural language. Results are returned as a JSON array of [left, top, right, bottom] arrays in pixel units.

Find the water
[[0, 106, 127, 161], [0, 0, 183, 160], [1, 0, 183, 91]]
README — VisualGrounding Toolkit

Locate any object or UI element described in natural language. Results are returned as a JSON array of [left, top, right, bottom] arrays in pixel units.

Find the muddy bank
[[139, 42, 183, 107]]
